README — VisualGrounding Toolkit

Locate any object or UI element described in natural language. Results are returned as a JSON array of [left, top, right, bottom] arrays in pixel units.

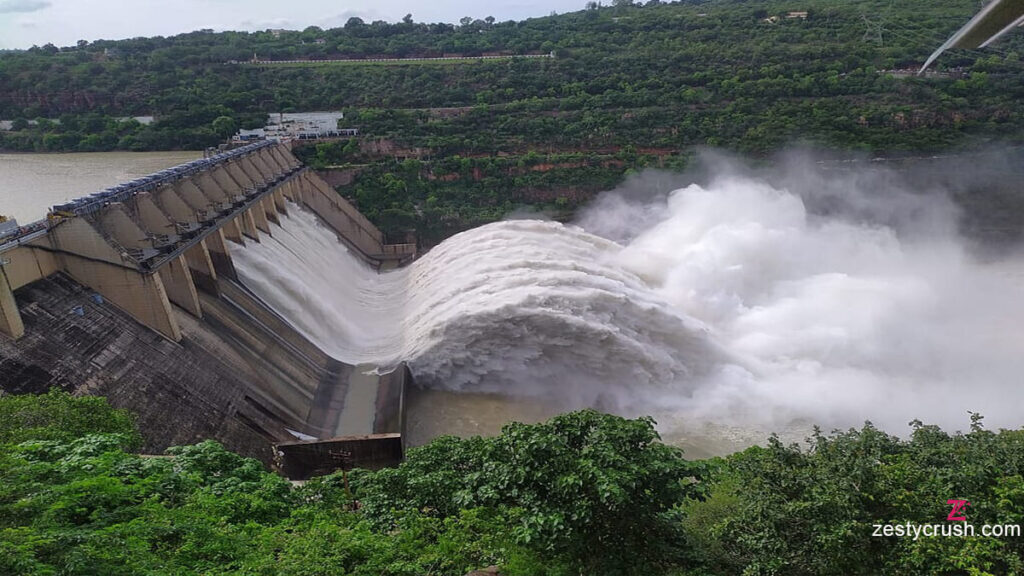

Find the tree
[[682, 420, 1024, 575], [354, 410, 699, 574], [0, 395, 696, 576], [211, 115, 238, 139], [0, 389, 138, 446]]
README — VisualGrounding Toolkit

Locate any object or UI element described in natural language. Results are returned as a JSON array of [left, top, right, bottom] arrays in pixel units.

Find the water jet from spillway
[[233, 206, 724, 412], [233, 163, 1024, 443]]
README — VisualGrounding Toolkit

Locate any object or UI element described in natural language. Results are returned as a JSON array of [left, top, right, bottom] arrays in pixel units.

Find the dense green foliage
[[685, 416, 1024, 574], [3, 392, 1024, 574], [299, 139, 662, 243], [0, 389, 139, 447], [1, 0, 1023, 154], [0, 393, 697, 575], [355, 411, 699, 573]]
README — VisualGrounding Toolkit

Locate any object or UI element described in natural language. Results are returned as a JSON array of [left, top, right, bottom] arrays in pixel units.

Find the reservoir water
[[0, 151, 200, 222]]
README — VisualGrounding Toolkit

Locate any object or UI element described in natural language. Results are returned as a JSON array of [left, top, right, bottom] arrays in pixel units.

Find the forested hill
[[1, 0, 1023, 154]]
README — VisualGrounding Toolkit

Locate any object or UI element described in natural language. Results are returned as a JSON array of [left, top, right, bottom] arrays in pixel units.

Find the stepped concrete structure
[[0, 142, 416, 471]]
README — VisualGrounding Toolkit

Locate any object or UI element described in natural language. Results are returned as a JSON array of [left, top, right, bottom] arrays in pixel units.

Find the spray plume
[[233, 151, 1024, 441]]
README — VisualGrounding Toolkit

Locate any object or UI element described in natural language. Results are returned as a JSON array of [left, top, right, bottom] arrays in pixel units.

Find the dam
[[0, 141, 416, 475], [7, 145, 1024, 470]]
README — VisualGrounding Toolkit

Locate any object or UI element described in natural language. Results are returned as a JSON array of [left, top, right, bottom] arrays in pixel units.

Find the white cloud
[[316, 9, 386, 29], [238, 18, 293, 31], [0, 0, 588, 48], [0, 0, 50, 13]]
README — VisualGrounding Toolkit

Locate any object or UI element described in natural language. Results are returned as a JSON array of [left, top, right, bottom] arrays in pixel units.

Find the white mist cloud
[[582, 152, 1024, 436], [234, 149, 1024, 451]]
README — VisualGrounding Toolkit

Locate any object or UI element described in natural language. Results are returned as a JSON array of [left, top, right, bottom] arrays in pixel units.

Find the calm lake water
[[0, 151, 200, 223]]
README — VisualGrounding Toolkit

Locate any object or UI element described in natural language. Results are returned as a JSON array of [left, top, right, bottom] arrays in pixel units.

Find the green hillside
[[2, 0, 1022, 153], [1, 0, 1022, 242]]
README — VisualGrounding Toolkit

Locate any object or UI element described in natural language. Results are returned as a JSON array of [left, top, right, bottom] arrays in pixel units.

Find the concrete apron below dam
[[0, 143, 413, 477]]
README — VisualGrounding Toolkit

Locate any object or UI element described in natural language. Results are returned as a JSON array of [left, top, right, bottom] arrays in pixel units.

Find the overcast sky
[[0, 0, 586, 49]]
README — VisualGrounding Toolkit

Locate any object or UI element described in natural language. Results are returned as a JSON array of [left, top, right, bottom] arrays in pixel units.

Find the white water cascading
[[233, 174, 1024, 437], [233, 206, 724, 411]]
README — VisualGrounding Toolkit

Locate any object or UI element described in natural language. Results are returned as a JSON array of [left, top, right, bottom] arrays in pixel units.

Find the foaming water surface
[[233, 207, 405, 363], [234, 207, 723, 405], [233, 163, 1024, 448]]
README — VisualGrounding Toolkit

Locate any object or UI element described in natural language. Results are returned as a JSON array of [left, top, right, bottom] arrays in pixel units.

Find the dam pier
[[0, 142, 416, 474]]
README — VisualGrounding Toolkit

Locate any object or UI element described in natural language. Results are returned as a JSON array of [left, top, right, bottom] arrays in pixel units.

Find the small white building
[[233, 111, 357, 143], [115, 116, 155, 125]]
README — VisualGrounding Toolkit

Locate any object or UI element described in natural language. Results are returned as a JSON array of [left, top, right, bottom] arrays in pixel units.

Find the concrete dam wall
[[0, 143, 416, 469]]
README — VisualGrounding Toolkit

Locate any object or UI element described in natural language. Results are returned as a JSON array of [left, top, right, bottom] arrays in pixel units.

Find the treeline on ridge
[[0, 0, 1022, 155]]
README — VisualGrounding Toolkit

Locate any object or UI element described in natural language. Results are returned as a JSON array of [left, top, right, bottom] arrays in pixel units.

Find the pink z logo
[[946, 499, 971, 522]]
